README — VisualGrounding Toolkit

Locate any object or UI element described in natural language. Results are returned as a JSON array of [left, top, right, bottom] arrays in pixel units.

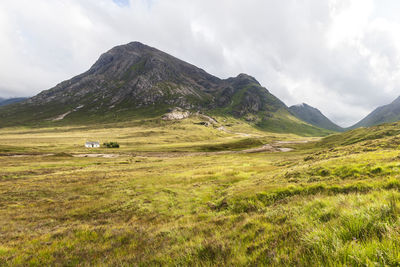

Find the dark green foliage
[[193, 138, 264, 152], [103, 142, 120, 148]]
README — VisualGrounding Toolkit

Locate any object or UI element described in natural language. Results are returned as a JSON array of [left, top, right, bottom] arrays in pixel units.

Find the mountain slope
[[319, 120, 400, 149], [0, 97, 27, 107], [289, 103, 343, 132], [350, 96, 400, 129], [0, 42, 329, 136]]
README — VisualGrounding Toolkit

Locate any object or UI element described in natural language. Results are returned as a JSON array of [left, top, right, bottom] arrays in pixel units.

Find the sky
[[1, 0, 400, 126]]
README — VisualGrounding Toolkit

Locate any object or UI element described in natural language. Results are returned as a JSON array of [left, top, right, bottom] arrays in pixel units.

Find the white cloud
[[1, 0, 400, 126]]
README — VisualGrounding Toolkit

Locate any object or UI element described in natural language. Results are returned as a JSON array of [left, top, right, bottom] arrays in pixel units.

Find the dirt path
[[217, 126, 253, 137], [3, 153, 55, 157]]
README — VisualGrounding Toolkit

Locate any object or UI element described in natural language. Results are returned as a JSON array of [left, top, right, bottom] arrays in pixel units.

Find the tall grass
[[2, 120, 400, 265]]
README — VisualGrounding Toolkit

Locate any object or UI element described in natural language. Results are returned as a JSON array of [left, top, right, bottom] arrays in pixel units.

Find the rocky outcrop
[[162, 108, 191, 120]]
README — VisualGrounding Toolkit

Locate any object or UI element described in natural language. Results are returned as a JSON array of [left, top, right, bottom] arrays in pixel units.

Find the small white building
[[85, 141, 100, 148]]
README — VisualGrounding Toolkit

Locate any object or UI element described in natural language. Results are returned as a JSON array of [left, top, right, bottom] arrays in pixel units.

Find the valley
[[3, 0, 400, 264], [2, 114, 400, 265], [2, 41, 400, 266]]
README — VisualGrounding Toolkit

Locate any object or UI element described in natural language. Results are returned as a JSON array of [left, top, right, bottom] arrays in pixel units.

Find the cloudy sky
[[1, 0, 400, 126]]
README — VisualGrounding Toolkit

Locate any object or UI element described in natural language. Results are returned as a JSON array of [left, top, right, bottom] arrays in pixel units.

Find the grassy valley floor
[[2, 116, 400, 265]]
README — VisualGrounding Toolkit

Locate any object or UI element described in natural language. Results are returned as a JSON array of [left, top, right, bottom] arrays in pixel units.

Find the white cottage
[[85, 141, 100, 148]]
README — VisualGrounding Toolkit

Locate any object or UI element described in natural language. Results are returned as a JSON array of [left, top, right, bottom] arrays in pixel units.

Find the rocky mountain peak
[[235, 73, 260, 84], [0, 41, 332, 135], [289, 103, 343, 132]]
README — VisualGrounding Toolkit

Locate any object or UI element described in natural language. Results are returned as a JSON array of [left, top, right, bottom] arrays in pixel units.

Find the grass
[[255, 108, 332, 136], [2, 116, 400, 265]]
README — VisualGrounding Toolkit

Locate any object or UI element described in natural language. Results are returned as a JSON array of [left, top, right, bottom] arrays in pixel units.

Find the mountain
[[350, 96, 400, 129], [0, 97, 27, 107], [0, 42, 330, 135], [289, 103, 343, 132]]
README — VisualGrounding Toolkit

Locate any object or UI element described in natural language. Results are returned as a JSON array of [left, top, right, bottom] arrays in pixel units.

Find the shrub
[[197, 238, 231, 264], [319, 169, 330, 177], [304, 156, 314, 161], [103, 142, 120, 148], [370, 167, 382, 174]]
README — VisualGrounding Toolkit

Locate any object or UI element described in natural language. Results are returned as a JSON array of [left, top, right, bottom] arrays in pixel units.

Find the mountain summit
[[289, 103, 343, 132], [0, 42, 329, 135], [26, 42, 219, 110]]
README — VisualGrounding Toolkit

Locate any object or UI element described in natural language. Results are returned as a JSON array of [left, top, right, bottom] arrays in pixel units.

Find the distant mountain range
[[349, 96, 400, 129], [289, 103, 344, 132], [0, 97, 27, 107], [0, 42, 330, 136]]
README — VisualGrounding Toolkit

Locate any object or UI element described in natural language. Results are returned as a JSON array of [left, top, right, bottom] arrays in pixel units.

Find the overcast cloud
[[1, 0, 400, 126]]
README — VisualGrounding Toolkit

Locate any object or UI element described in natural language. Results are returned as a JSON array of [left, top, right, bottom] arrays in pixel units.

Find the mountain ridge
[[0, 97, 27, 107], [289, 103, 343, 132], [349, 96, 400, 129], [0, 41, 330, 136]]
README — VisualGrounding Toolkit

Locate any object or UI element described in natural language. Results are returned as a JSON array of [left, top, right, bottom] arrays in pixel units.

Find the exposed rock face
[[162, 108, 191, 120], [28, 42, 222, 110]]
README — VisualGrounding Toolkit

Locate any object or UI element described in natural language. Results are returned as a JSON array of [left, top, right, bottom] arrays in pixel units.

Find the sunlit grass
[[2, 118, 400, 265]]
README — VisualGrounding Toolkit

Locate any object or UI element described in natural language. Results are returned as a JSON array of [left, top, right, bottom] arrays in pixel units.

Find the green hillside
[[349, 96, 400, 129], [320, 121, 400, 147]]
